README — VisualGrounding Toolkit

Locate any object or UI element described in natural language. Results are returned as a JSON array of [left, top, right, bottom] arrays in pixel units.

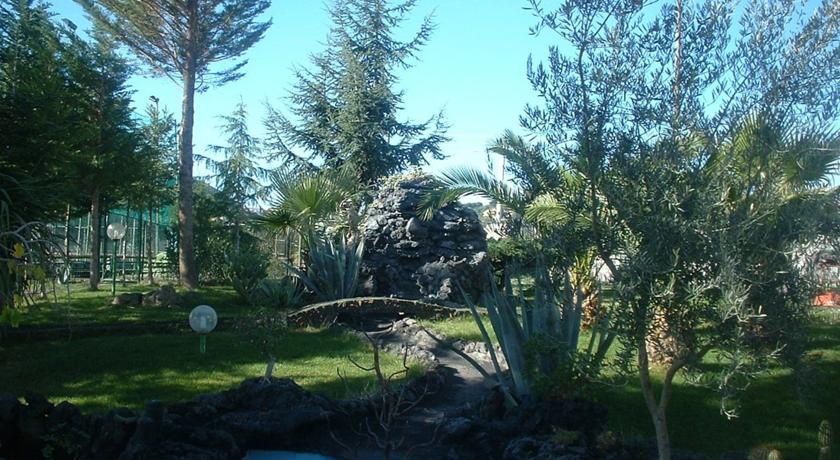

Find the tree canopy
[[264, 0, 449, 183], [76, 0, 272, 289]]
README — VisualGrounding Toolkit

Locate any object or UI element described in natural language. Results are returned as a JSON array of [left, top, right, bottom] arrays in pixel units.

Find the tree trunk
[[146, 208, 155, 284], [234, 219, 241, 255], [264, 355, 276, 381], [638, 337, 675, 460], [177, 44, 199, 289], [89, 190, 101, 290]]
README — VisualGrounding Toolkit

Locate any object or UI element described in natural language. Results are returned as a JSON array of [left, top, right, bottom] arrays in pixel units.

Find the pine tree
[[265, 0, 449, 183], [136, 97, 178, 283], [75, 0, 272, 289], [62, 30, 142, 289], [0, 0, 82, 220], [198, 100, 268, 254]]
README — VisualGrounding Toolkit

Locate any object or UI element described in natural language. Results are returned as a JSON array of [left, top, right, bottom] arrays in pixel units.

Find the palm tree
[[257, 165, 362, 248], [420, 131, 582, 234]]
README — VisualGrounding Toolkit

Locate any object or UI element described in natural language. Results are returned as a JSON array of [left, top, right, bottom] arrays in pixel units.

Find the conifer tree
[[62, 30, 142, 289], [0, 0, 80, 220], [198, 100, 268, 253], [265, 0, 448, 183], [75, 0, 272, 288], [135, 97, 178, 283]]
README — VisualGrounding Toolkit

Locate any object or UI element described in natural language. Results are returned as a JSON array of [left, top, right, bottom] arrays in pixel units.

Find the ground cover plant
[[0, 327, 422, 412]]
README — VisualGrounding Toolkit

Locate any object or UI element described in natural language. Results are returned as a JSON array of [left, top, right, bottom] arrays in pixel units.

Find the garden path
[[351, 317, 499, 454]]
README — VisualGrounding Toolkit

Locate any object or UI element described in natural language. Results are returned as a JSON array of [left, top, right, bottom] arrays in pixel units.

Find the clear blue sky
[[53, 0, 555, 177]]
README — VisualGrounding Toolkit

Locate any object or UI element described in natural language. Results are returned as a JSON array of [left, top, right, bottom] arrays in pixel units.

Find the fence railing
[[63, 255, 176, 282]]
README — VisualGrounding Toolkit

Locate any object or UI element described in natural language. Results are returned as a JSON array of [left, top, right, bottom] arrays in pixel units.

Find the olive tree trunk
[[638, 336, 684, 460]]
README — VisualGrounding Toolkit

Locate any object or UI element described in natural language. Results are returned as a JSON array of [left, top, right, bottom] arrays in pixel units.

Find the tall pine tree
[[0, 0, 81, 220], [76, 0, 272, 289], [135, 97, 178, 283], [265, 0, 449, 183]]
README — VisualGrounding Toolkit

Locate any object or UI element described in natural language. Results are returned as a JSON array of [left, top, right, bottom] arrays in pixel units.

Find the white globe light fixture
[[189, 305, 218, 353], [106, 222, 127, 296]]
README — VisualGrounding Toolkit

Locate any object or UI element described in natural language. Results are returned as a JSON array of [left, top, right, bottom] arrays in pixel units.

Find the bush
[[287, 234, 364, 301], [251, 277, 304, 310], [488, 237, 564, 277], [227, 250, 268, 301], [524, 336, 595, 401]]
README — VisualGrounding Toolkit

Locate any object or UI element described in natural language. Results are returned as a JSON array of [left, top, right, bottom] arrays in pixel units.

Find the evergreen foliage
[[62, 30, 144, 288], [517, 2, 840, 459], [198, 100, 269, 253], [0, 0, 80, 220], [76, 0, 272, 288], [264, 0, 449, 183]]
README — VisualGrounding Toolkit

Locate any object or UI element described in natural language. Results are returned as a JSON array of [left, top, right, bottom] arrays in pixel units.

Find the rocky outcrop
[[0, 379, 346, 460], [111, 285, 180, 308], [360, 173, 489, 304], [438, 390, 632, 460]]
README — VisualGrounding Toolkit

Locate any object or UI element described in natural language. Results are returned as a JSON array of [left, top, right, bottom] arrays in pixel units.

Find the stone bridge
[[287, 296, 469, 328]]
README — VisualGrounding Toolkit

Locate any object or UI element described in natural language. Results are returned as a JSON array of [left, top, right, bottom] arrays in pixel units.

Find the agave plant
[[285, 233, 364, 302], [251, 276, 305, 310], [463, 263, 616, 404]]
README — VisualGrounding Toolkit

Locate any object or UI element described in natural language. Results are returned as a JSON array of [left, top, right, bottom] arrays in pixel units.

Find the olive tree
[[520, 1, 840, 459]]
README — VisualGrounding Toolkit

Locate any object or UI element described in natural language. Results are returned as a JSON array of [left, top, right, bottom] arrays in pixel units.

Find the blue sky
[[53, 0, 555, 177]]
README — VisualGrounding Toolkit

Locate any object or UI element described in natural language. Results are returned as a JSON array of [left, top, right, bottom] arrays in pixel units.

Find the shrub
[[287, 234, 364, 301], [226, 250, 268, 301], [251, 277, 304, 310]]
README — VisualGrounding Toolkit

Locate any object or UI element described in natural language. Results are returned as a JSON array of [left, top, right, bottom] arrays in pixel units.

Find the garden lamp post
[[106, 222, 126, 296], [189, 305, 218, 353]]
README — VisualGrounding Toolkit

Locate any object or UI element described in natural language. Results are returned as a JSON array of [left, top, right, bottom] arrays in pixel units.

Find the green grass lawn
[[421, 313, 496, 343], [0, 327, 421, 412], [21, 283, 250, 326], [11, 283, 840, 457], [422, 312, 840, 459], [596, 321, 840, 459]]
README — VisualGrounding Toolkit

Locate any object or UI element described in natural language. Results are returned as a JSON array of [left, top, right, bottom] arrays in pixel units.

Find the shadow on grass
[[0, 328, 415, 412], [595, 325, 840, 460]]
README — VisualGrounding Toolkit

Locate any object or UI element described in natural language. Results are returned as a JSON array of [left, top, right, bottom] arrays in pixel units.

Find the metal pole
[[111, 238, 118, 296]]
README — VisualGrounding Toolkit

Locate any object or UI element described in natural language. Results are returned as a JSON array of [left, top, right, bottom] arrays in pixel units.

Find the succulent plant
[[461, 262, 616, 403], [286, 233, 364, 301]]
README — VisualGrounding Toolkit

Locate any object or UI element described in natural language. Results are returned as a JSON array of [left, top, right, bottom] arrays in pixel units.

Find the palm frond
[[489, 129, 562, 196], [418, 166, 525, 220], [260, 165, 360, 236], [524, 194, 572, 227]]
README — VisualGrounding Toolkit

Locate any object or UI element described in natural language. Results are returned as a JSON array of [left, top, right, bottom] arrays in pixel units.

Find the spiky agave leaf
[[285, 232, 364, 301]]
